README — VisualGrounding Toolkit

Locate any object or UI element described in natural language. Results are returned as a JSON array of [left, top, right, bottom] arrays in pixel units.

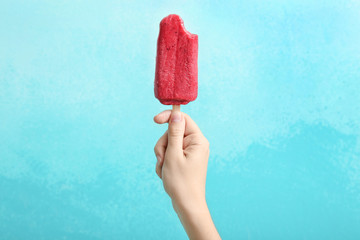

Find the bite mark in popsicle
[[154, 14, 198, 105]]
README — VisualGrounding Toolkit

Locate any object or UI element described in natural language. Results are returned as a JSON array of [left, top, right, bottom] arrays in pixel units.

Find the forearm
[[173, 199, 221, 240]]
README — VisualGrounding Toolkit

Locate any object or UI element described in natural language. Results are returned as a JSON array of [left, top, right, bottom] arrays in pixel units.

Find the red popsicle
[[154, 14, 198, 106]]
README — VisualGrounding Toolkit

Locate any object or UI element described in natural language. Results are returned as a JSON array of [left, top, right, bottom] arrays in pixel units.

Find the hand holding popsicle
[[154, 110, 209, 205], [154, 14, 221, 240], [154, 110, 221, 240]]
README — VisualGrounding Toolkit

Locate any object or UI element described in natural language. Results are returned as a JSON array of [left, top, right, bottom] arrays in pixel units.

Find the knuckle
[[154, 143, 162, 156], [169, 127, 183, 137], [155, 166, 160, 178], [154, 146, 159, 156], [190, 134, 202, 145]]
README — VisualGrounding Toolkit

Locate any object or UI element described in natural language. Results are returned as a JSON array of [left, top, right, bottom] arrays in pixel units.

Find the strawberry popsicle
[[154, 14, 198, 106]]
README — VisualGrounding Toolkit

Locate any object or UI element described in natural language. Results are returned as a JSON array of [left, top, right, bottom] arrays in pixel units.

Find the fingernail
[[171, 112, 181, 123], [156, 155, 161, 163]]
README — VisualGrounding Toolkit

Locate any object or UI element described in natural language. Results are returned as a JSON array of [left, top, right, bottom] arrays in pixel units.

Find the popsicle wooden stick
[[172, 105, 181, 112]]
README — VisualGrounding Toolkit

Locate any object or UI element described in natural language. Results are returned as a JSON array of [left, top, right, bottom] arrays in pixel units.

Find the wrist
[[172, 196, 208, 217], [172, 197, 221, 240]]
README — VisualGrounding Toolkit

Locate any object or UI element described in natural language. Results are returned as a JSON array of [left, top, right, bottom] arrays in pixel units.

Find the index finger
[[154, 110, 202, 137]]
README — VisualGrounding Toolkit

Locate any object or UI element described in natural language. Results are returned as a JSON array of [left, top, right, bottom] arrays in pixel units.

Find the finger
[[154, 131, 168, 179], [183, 133, 204, 149], [183, 113, 202, 137], [167, 110, 185, 154], [154, 131, 168, 162], [155, 161, 162, 179], [154, 110, 171, 124], [154, 110, 202, 137]]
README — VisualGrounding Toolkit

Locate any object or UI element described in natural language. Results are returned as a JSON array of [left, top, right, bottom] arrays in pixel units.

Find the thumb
[[167, 110, 185, 153]]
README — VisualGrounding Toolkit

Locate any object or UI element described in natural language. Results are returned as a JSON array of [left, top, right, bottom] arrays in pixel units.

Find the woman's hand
[[154, 109, 209, 210], [154, 109, 221, 240]]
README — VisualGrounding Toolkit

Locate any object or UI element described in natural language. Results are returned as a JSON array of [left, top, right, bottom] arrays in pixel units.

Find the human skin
[[154, 109, 221, 240]]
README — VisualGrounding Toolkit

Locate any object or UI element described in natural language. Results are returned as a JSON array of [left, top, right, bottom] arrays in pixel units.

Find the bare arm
[[173, 198, 221, 240]]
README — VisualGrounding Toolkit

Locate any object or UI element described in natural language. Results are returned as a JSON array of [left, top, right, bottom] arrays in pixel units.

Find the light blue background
[[1, 0, 360, 239]]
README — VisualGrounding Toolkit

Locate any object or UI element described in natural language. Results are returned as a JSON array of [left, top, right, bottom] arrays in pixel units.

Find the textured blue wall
[[1, 0, 360, 239]]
